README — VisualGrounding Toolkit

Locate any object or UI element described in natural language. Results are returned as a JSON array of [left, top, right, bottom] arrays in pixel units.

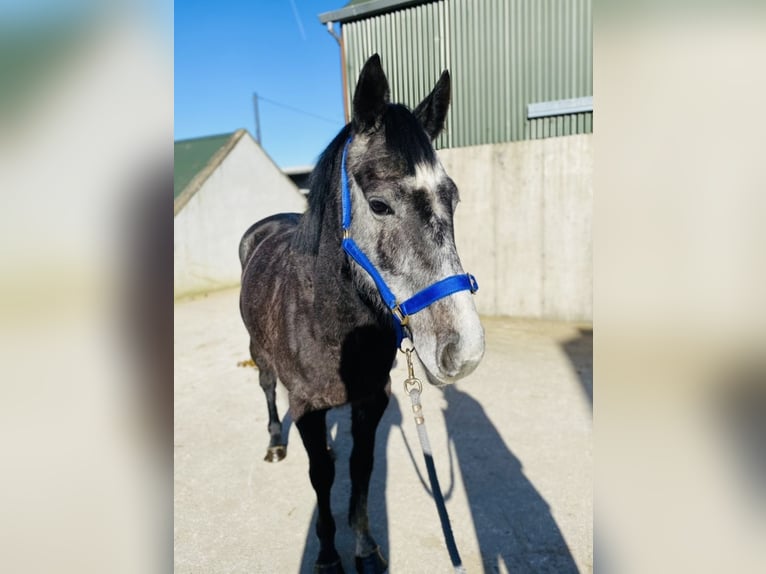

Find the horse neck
[[311, 160, 389, 329], [315, 161, 345, 264], [306, 160, 352, 285]]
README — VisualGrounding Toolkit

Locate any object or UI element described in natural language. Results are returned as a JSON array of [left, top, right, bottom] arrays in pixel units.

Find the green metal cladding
[[341, 0, 592, 148]]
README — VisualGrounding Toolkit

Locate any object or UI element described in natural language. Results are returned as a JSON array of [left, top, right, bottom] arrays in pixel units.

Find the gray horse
[[239, 54, 484, 573]]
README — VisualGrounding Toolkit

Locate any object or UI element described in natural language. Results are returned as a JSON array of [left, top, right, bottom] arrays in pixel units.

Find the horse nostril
[[438, 334, 461, 376]]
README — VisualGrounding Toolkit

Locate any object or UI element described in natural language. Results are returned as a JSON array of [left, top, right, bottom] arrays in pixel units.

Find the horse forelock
[[381, 104, 437, 174]]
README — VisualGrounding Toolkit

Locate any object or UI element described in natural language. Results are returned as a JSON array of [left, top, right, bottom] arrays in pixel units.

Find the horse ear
[[414, 70, 451, 140], [352, 54, 390, 132]]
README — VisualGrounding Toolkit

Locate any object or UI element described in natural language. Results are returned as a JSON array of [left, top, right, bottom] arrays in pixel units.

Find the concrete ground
[[174, 288, 592, 573]]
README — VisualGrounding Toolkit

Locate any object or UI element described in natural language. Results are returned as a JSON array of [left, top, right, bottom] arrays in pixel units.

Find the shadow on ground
[[442, 385, 579, 573], [295, 385, 579, 573], [560, 327, 593, 410], [298, 398, 402, 573]]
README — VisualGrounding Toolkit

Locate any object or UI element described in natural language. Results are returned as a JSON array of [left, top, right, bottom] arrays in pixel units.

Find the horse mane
[[291, 104, 436, 254], [291, 124, 352, 254]]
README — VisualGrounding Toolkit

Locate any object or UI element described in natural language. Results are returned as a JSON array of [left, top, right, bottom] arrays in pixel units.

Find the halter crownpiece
[[340, 137, 478, 346]]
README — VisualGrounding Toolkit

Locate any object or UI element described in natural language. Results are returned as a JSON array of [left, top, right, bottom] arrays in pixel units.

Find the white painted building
[[174, 129, 306, 297]]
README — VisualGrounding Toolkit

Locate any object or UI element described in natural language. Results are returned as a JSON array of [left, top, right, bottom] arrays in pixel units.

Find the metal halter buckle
[[468, 274, 478, 293], [392, 302, 409, 326]]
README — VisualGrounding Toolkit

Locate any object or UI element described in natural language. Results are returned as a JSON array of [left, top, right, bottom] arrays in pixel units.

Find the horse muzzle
[[418, 327, 485, 386]]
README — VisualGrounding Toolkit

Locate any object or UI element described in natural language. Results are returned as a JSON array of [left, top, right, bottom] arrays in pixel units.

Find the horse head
[[344, 54, 485, 385]]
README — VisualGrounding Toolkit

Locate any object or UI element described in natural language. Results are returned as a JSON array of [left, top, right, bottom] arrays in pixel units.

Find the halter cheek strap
[[340, 137, 478, 346]]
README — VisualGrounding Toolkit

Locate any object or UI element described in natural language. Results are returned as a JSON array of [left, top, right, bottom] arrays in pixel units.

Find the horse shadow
[[292, 380, 580, 572], [297, 394, 403, 573], [442, 384, 579, 573]]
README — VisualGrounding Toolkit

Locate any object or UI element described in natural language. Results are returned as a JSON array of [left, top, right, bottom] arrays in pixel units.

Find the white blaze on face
[[409, 161, 446, 192]]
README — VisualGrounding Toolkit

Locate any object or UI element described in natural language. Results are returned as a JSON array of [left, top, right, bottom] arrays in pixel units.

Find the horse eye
[[369, 199, 393, 216]]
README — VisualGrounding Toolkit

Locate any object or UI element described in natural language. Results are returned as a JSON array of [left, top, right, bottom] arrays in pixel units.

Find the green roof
[[173, 132, 236, 199]]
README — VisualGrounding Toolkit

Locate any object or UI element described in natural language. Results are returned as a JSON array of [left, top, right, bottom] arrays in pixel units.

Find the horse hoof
[[314, 558, 345, 574], [355, 547, 387, 574], [263, 445, 286, 462]]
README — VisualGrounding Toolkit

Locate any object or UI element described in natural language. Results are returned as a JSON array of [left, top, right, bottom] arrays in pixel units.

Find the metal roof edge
[[173, 129, 246, 217], [318, 0, 429, 24], [282, 164, 315, 175]]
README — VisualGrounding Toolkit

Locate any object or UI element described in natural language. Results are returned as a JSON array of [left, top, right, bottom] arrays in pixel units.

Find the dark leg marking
[[349, 392, 389, 573], [251, 340, 286, 462], [297, 409, 344, 573]]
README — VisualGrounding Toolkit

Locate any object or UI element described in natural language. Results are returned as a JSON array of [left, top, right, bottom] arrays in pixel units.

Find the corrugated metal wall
[[342, 0, 592, 148]]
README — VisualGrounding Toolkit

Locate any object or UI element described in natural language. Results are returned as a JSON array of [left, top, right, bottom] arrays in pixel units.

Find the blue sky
[[175, 1, 347, 168]]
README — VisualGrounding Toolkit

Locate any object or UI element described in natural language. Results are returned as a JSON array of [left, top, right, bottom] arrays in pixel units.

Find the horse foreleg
[[297, 409, 343, 573], [349, 392, 389, 574]]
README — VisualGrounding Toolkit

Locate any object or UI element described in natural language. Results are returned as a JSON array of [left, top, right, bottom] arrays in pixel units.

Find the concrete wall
[[175, 132, 592, 319], [440, 134, 593, 321], [174, 135, 306, 297]]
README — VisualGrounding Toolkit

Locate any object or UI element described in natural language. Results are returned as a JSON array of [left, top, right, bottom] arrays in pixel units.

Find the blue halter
[[340, 138, 478, 346]]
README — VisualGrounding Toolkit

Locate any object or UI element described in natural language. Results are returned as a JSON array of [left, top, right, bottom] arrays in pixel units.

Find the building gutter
[[323, 20, 350, 123]]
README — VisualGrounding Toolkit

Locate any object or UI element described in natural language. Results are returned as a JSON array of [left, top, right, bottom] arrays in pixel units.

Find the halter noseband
[[340, 137, 478, 346]]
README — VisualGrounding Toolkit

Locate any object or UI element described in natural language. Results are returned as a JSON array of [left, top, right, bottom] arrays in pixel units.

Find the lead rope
[[402, 348, 467, 574]]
